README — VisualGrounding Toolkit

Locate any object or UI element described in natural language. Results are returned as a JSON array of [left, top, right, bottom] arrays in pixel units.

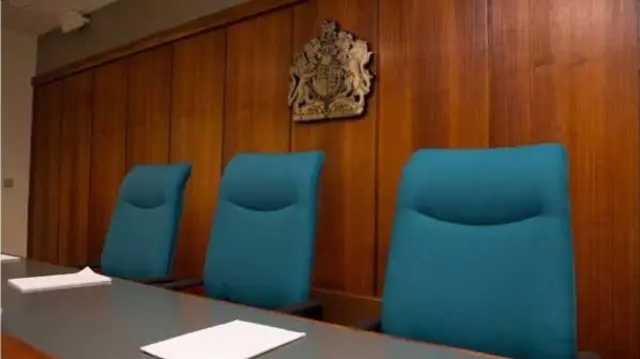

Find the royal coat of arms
[[288, 21, 373, 122]]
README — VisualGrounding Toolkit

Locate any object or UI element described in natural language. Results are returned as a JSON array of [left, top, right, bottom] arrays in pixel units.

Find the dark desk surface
[[2, 260, 503, 359]]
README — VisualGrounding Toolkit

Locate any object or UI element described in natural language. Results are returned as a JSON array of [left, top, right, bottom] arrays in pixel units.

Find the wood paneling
[[2, 333, 55, 359], [170, 30, 226, 277], [88, 59, 129, 264], [490, 0, 639, 357], [127, 45, 173, 167], [292, 0, 378, 295], [223, 9, 293, 163], [57, 71, 94, 266], [377, 0, 491, 294], [311, 288, 381, 326], [29, 81, 64, 263]]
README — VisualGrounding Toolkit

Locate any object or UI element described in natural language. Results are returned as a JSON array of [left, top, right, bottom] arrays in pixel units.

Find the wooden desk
[[2, 333, 54, 359]]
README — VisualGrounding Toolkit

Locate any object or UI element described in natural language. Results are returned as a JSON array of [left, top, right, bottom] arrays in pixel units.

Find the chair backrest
[[100, 163, 192, 280], [381, 143, 576, 358], [202, 152, 324, 309]]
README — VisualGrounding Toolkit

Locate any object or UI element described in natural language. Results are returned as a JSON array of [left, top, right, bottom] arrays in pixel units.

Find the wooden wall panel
[[311, 288, 381, 326], [2, 333, 55, 359], [490, 1, 639, 358], [88, 59, 129, 264], [127, 45, 173, 167], [170, 30, 226, 277], [223, 9, 292, 163], [29, 81, 63, 263], [291, 0, 377, 295], [57, 71, 94, 266], [377, 0, 490, 294]]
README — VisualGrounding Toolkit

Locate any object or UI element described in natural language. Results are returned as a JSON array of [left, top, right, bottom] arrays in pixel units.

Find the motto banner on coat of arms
[[288, 21, 374, 122]]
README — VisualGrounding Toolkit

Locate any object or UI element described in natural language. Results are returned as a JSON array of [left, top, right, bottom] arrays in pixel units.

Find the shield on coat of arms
[[288, 21, 374, 122], [312, 60, 343, 99]]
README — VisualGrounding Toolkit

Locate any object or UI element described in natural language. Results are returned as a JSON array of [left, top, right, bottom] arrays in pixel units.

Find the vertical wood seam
[[166, 44, 175, 164], [288, 7, 294, 153], [88, 72, 97, 264], [633, 4, 640, 354], [124, 57, 131, 179], [125, 57, 133, 170], [486, 0, 494, 146], [86, 71, 96, 264], [372, 0, 381, 296], [222, 28, 232, 167], [633, 3, 640, 353], [26, 86, 39, 258], [221, 27, 229, 173], [54, 81, 64, 264]]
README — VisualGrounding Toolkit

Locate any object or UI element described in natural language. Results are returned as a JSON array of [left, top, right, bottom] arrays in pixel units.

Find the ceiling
[[2, 0, 120, 35]]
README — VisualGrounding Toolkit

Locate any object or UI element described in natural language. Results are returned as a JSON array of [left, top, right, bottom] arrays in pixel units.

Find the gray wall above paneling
[[36, 0, 248, 74]]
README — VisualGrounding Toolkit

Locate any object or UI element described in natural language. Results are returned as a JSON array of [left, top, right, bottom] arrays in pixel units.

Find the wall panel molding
[[126, 45, 173, 168], [88, 59, 129, 265], [57, 70, 94, 266], [223, 9, 293, 163], [170, 29, 227, 277], [28, 81, 64, 263]]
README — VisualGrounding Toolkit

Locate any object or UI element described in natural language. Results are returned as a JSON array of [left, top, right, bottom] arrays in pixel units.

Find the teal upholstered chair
[[163, 152, 325, 318], [362, 144, 598, 359], [97, 163, 192, 282]]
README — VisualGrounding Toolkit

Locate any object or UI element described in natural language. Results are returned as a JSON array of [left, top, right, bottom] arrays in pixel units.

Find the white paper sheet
[[141, 320, 306, 359], [7, 267, 112, 293], [1, 253, 21, 262]]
